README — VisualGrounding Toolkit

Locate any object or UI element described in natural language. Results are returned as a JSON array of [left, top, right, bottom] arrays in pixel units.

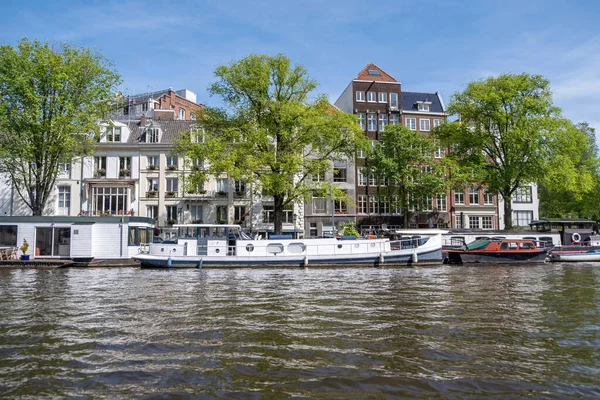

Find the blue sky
[[2, 0, 600, 140]]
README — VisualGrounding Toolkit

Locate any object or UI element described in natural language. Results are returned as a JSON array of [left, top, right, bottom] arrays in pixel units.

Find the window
[[142, 102, 148, 112], [513, 210, 533, 226], [369, 196, 379, 214], [234, 206, 246, 223], [106, 126, 121, 142], [357, 148, 365, 158], [179, 108, 185, 119], [191, 205, 203, 222], [357, 195, 367, 214], [406, 118, 416, 130], [418, 103, 430, 112], [378, 114, 388, 131], [192, 128, 205, 143], [147, 178, 159, 192], [368, 69, 381, 76], [455, 214, 463, 228], [378, 92, 387, 103], [119, 157, 131, 176], [420, 118, 431, 131], [436, 194, 447, 211], [234, 180, 246, 193], [216, 178, 228, 193], [356, 91, 365, 102], [0, 225, 18, 247], [422, 197, 433, 211], [484, 189, 494, 205], [333, 166, 347, 182], [390, 93, 398, 108], [368, 168, 377, 186], [166, 205, 178, 222], [469, 188, 480, 205], [147, 156, 159, 169], [312, 197, 327, 214], [58, 162, 71, 177], [262, 204, 274, 223], [513, 186, 532, 203], [146, 205, 158, 220], [482, 216, 493, 229], [434, 139, 443, 158], [380, 199, 389, 214], [128, 227, 151, 246], [312, 171, 325, 182], [367, 91, 376, 102], [469, 216, 480, 229], [357, 113, 366, 130], [454, 191, 464, 205], [166, 178, 178, 193], [94, 156, 107, 176], [58, 186, 71, 209], [334, 197, 347, 214], [146, 128, 159, 143], [433, 119, 442, 128], [389, 114, 399, 125], [166, 156, 178, 169], [392, 195, 402, 214], [309, 222, 318, 238], [92, 187, 128, 216], [358, 168, 367, 186], [367, 113, 377, 131]]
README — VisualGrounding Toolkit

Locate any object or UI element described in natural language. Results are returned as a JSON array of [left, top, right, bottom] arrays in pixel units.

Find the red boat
[[446, 238, 548, 264]]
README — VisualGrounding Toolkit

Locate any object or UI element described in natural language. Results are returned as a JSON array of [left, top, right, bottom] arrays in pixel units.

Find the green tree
[[177, 54, 366, 234], [0, 38, 120, 215], [434, 73, 595, 229], [371, 124, 447, 227], [539, 121, 600, 219]]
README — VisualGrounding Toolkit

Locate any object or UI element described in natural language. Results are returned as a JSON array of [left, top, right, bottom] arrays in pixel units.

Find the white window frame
[[357, 113, 366, 130], [454, 191, 464, 205], [406, 118, 416, 130], [418, 103, 430, 112], [367, 91, 376, 102], [378, 92, 387, 103], [469, 188, 480, 206], [434, 139, 443, 158], [378, 114, 387, 132], [390, 93, 398, 107], [356, 91, 365, 102], [433, 119, 442, 128], [389, 114, 399, 125], [367, 113, 377, 131], [420, 118, 431, 132]]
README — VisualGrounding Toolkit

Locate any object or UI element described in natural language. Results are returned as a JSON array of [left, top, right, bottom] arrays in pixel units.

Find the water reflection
[[0, 265, 599, 398]]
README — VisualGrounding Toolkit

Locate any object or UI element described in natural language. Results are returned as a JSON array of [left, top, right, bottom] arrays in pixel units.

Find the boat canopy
[[465, 239, 491, 250]]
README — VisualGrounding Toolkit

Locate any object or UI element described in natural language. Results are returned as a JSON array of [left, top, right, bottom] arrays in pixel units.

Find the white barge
[[133, 225, 446, 268]]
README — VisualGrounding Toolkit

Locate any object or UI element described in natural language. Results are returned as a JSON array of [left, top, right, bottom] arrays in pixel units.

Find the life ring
[[572, 232, 581, 243]]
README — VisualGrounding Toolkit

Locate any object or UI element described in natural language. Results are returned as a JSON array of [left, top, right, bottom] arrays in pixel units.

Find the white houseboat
[[0, 216, 155, 261], [133, 224, 446, 268]]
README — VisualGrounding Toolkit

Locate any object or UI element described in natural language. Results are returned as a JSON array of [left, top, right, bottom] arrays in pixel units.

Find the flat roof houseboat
[[133, 225, 447, 268]]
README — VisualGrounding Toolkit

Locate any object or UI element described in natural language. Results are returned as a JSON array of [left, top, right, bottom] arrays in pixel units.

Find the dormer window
[[106, 127, 121, 142], [416, 101, 431, 112], [146, 128, 159, 143]]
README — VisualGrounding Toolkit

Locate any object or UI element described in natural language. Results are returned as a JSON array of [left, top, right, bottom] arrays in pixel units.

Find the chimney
[[140, 114, 147, 126]]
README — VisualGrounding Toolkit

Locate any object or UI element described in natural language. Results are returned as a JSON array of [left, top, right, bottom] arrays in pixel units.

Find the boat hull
[[447, 250, 548, 264], [135, 247, 443, 268], [548, 252, 600, 262]]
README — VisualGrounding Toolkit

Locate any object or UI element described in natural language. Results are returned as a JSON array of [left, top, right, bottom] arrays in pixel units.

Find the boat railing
[[389, 236, 430, 251]]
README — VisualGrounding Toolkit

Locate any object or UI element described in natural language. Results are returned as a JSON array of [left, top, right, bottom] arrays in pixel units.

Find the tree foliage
[[539, 121, 600, 219], [177, 54, 367, 234], [434, 73, 595, 229], [370, 124, 447, 226], [0, 38, 121, 215]]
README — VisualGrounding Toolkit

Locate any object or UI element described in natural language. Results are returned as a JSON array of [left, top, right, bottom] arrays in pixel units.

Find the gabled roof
[[355, 63, 398, 83], [126, 120, 199, 144], [401, 91, 446, 113]]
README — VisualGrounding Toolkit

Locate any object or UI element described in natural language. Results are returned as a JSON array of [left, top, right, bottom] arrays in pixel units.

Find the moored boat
[[446, 238, 548, 264], [547, 250, 600, 262], [133, 225, 446, 268]]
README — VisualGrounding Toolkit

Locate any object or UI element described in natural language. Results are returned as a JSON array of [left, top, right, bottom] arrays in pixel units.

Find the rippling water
[[1, 264, 599, 398]]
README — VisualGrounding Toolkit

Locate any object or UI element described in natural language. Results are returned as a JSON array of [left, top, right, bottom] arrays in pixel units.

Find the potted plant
[[20, 239, 29, 260], [217, 190, 227, 197], [119, 168, 130, 177], [146, 190, 157, 197], [192, 219, 203, 224], [167, 164, 177, 171], [147, 164, 157, 170], [166, 191, 176, 197], [167, 219, 177, 225], [96, 168, 106, 177]]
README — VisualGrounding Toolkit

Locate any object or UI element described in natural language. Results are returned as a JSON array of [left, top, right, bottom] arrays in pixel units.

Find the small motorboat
[[547, 250, 600, 262], [446, 238, 548, 264]]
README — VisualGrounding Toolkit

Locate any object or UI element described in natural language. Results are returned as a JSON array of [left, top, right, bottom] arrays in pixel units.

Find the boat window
[[450, 236, 465, 247], [0, 225, 18, 247], [508, 242, 518, 249], [520, 242, 535, 249], [539, 237, 553, 247], [266, 243, 284, 254], [288, 243, 306, 254], [500, 243, 509, 250]]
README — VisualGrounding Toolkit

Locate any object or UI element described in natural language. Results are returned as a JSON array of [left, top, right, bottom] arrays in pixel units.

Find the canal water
[[1, 265, 599, 398]]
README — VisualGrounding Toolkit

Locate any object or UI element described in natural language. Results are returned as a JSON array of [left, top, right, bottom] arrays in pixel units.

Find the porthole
[[288, 243, 306, 254], [370, 243, 375, 248], [246, 244, 254, 252], [215, 248, 220, 254], [354, 243, 360, 248], [266, 243, 284, 254], [161, 248, 165, 252], [337, 244, 342, 249]]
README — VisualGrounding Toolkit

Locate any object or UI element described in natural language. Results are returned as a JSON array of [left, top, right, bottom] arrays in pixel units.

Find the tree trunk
[[273, 193, 285, 235], [502, 192, 513, 230]]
